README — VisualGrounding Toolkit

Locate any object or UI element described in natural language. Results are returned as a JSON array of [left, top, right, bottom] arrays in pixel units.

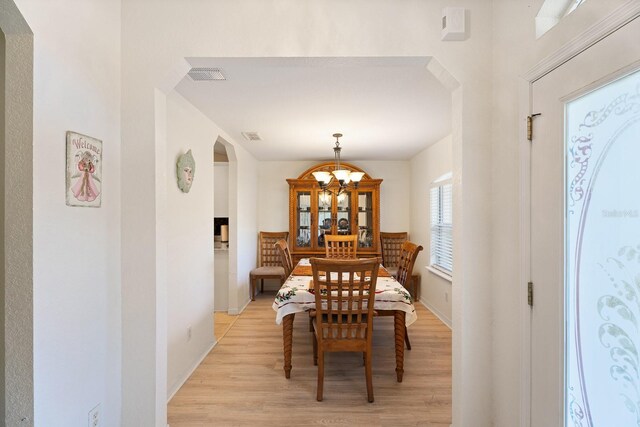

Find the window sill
[[426, 266, 452, 283]]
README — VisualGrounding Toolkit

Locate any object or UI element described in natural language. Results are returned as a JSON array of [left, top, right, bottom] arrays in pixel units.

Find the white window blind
[[430, 179, 453, 275]]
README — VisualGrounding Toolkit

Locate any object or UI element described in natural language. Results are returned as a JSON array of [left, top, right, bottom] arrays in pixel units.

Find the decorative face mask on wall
[[176, 149, 196, 193]]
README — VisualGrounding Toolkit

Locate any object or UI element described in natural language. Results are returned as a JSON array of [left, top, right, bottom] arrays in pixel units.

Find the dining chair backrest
[[258, 231, 289, 267], [379, 232, 408, 268], [324, 234, 358, 259], [395, 241, 424, 288], [274, 239, 294, 278], [310, 257, 381, 402], [249, 231, 290, 300]]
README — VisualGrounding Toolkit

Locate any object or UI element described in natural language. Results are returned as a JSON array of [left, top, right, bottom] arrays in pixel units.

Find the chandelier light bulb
[[332, 169, 350, 183], [349, 172, 364, 183], [312, 171, 331, 186]]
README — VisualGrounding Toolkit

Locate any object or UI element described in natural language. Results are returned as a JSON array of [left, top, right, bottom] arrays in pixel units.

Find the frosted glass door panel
[[565, 69, 640, 427], [530, 16, 640, 426]]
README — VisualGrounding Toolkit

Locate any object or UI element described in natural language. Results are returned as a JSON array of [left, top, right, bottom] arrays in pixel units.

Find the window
[[430, 173, 452, 276], [535, 0, 588, 38], [563, 0, 586, 17]]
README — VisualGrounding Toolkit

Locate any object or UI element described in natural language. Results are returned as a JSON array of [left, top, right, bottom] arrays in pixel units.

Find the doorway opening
[[165, 56, 458, 425]]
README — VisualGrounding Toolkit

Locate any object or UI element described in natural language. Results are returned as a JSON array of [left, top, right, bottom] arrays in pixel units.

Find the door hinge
[[527, 113, 541, 141], [528, 281, 534, 306]]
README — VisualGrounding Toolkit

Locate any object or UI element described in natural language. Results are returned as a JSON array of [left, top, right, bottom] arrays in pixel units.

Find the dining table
[[272, 258, 417, 382]]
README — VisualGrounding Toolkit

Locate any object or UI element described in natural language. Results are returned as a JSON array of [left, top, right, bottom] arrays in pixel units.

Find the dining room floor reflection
[[168, 292, 452, 426]]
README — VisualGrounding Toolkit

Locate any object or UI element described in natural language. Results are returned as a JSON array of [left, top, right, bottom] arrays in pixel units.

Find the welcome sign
[[66, 131, 102, 207]]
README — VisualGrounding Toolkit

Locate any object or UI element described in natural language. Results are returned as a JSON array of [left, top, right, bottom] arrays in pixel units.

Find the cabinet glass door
[[317, 190, 332, 249], [295, 191, 311, 248], [357, 191, 374, 249], [336, 191, 351, 235]]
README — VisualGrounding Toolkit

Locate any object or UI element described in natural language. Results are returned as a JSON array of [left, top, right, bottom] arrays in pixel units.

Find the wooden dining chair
[[274, 239, 294, 278], [310, 257, 381, 402], [324, 234, 358, 259], [249, 231, 289, 301], [379, 232, 408, 277], [393, 240, 423, 350]]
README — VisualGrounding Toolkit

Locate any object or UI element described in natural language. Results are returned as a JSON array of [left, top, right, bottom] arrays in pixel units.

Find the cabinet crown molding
[[296, 161, 372, 181]]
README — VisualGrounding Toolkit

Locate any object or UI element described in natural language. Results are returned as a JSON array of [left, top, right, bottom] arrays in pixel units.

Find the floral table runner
[[273, 259, 416, 326], [290, 264, 392, 278]]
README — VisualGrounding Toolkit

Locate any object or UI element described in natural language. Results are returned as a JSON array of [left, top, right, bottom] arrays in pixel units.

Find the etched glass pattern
[[565, 69, 640, 427]]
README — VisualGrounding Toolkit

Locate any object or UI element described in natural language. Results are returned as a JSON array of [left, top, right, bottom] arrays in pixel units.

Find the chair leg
[[405, 326, 411, 350], [365, 350, 374, 403], [317, 349, 324, 401], [250, 277, 256, 301], [260, 278, 264, 294], [312, 332, 318, 366]]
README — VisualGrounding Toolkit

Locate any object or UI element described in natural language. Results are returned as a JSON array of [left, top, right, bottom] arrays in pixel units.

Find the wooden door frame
[[518, 3, 640, 426]]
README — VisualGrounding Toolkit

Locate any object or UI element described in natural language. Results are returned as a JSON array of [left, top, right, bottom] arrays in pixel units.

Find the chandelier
[[312, 133, 365, 196]]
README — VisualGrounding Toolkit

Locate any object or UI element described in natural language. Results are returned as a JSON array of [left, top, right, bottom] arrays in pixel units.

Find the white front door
[[530, 16, 640, 427]]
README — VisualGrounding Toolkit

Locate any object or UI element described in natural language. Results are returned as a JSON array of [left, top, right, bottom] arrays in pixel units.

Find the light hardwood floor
[[168, 292, 452, 426], [213, 311, 238, 342]]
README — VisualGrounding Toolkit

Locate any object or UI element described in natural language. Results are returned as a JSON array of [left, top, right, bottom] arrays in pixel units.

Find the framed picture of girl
[[66, 131, 102, 207]]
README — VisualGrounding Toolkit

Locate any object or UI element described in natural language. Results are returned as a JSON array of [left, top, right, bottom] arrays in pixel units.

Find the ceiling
[[175, 57, 452, 161]]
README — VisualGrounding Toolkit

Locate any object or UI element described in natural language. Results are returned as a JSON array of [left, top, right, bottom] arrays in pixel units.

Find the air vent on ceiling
[[241, 132, 262, 141], [187, 67, 226, 81]]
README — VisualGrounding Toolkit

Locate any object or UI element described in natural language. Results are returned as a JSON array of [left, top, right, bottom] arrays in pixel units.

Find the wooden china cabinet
[[287, 162, 382, 262]]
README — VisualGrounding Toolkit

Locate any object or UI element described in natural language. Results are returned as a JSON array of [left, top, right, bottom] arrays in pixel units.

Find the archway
[[213, 137, 239, 316], [123, 44, 485, 425], [162, 55, 463, 425]]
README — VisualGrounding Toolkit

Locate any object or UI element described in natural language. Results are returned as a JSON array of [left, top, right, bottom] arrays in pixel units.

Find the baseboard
[[167, 340, 217, 402], [420, 299, 452, 329], [228, 297, 251, 315]]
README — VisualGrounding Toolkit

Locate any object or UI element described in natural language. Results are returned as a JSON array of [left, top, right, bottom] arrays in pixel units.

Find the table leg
[[283, 313, 295, 378], [394, 310, 405, 382]]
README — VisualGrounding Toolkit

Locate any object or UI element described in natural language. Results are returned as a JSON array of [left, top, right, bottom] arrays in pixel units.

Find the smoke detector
[[187, 67, 226, 81], [241, 132, 262, 142]]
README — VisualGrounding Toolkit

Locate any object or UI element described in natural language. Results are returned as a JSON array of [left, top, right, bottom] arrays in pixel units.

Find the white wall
[[12, 0, 122, 426], [359, 160, 412, 232], [165, 91, 216, 398], [410, 135, 452, 325], [258, 161, 313, 232], [163, 91, 259, 397], [229, 144, 258, 313]]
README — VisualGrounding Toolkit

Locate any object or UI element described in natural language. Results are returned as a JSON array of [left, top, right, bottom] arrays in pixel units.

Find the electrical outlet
[[445, 292, 449, 302], [88, 404, 100, 427], [187, 326, 192, 341]]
